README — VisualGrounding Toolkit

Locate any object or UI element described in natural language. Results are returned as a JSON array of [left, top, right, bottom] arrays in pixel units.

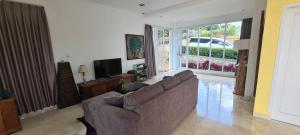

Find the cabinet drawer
[[91, 85, 107, 96]]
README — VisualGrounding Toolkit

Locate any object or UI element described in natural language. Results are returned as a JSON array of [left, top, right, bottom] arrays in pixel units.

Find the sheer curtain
[[170, 28, 182, 71], [0, 1, 56, 114]]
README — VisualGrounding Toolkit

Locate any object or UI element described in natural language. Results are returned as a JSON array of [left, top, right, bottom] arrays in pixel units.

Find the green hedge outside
[[182, 46, 237, 59]]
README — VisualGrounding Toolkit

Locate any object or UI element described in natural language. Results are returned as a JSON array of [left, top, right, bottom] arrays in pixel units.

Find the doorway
[[270, 4, 300, 126]]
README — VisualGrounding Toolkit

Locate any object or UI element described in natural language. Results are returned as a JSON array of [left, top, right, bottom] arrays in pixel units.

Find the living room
[[1, 0, 300, 135]]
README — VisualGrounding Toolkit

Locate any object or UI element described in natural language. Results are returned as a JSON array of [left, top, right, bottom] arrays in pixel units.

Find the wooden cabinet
[[57, 62, 80, 109], [0, 98, 22, 135], [78, 74, 134, 100]]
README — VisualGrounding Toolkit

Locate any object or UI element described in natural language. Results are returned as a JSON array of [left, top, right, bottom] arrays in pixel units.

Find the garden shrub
[[182, 46, 237, 59]]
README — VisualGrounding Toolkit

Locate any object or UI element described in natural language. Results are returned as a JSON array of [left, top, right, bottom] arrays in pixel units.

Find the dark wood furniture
[[133, 63, 148, 82], [234, 50, 249, 96], [78, 74, 134, 100], [0, 98, 22, 135], [57, 62, 81, 109]]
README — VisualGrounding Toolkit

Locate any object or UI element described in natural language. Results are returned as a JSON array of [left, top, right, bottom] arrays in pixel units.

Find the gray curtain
[[0, 1, 56, 114], [144, 24, 157, 78]]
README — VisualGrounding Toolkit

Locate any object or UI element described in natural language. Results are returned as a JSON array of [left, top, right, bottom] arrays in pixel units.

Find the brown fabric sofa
[[82, 70, 198, 135]]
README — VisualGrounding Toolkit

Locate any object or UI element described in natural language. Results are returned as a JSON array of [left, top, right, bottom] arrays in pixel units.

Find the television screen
[[94, 58, 122, 79]]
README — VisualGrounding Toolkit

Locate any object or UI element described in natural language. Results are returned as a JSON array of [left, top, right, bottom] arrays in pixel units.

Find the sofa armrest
[[95, 104, 141, 135], [82, 99, 100, 128], [82, 91, 123, 128]]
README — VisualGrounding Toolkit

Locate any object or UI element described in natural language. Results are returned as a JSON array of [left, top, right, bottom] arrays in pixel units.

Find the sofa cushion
[[123, 83, 164, 111], [175, 70, 194, 81], [104, 95, 124, 108], [158, 76, 181, 90]]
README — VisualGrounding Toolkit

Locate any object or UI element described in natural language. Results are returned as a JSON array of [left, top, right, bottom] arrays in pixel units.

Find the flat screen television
[[94, 58, 122, 79]]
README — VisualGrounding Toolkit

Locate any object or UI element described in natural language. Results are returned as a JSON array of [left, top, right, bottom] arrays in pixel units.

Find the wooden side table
[[0, 98, 22, 135]]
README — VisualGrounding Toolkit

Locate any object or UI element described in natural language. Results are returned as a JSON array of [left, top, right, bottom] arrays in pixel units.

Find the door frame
[[269, 3, 300, 125]]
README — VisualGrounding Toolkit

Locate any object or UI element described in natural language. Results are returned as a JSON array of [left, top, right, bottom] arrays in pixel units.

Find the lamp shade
[[233, 39, 250, 51], [79, 65, 87, 73]]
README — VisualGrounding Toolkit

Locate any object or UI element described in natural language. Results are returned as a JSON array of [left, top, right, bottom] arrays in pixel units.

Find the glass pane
[[224, 21, 241, 72], [187, 27, 198, 69], [198, 26, 211, 70], [210, 23, 226, 71], [181, 30, 188, 69], [164, 29, 170, 44], [158, 30, 163, 44], [157, 29, 170, 73]]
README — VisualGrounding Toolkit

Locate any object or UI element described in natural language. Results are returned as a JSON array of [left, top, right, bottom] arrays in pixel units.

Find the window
[[211, 39, 223, 45], [190, 38, 198, 43], [190, 38, 211, 43], [180, 21, 241, 73], [200, 38, 211, 43]]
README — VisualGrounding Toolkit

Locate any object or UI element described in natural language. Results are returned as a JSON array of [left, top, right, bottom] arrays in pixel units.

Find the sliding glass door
[[210, 23, 226, 71], [223, 22, 241, 72], [180, 21, 241, 73], [198, 26, 211, 71], [180, 29, 188, 69], [156, 28, 171, 74]]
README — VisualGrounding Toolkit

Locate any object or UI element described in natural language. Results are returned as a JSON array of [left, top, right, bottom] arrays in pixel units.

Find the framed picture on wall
[[126, 34, 145, 60]]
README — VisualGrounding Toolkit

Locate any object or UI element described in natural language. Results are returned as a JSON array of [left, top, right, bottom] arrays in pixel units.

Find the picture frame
[[125, 34, 145, 60]]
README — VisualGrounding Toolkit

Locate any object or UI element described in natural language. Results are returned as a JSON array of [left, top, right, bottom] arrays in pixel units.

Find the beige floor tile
[[12, 74, 300, 135]]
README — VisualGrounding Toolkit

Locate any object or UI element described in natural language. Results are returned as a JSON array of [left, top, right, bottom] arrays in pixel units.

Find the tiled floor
[[13, 74, 300, 135]]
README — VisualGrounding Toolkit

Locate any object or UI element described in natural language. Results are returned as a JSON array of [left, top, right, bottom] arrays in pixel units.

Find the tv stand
[[78, 73, 134, 100], [100, 75, 112, 79]]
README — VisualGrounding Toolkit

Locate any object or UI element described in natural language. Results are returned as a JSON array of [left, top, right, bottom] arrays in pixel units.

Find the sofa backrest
[[123, 83, 164, 111], [175, 70, 194, 82], [158, 76, 181, 90], [131, 70, 198, 135], [123, 70, 196, 112]]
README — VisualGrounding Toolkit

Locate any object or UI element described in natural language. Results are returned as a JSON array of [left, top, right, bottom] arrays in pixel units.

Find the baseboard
[[253, 112, 271, 120], [20, 105, 58, 119]]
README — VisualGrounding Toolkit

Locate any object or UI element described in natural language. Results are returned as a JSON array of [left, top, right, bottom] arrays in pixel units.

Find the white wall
[[13, 0, 145, 83], [244, 0, 267, 97]]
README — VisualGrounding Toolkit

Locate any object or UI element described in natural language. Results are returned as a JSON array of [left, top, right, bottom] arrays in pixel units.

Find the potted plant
[[116, 79, 127, 94]]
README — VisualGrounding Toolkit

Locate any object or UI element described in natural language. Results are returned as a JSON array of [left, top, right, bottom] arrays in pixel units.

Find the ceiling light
[[139, 3, 145, 7]]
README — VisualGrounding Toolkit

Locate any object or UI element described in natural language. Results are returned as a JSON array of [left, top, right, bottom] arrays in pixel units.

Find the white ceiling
[[92, 0, 256, 26], [91, 0, 199, 13]]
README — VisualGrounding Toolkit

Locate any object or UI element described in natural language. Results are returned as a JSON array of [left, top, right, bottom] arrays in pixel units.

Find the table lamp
[[79, 65, 88, 83]]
